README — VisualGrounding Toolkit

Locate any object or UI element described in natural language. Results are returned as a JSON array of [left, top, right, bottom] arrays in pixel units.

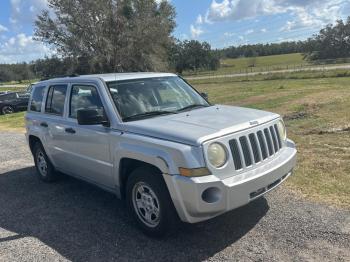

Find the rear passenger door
[[59, 84, 113, 188], [40, 84, 69, 169]]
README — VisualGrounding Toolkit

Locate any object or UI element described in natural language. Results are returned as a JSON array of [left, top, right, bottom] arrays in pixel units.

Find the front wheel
[[1, 105, 14, 115], [126, 167, 178, 237]]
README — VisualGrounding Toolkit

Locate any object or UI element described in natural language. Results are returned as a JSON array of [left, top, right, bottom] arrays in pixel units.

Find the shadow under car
[[0, 167, 269, 261]]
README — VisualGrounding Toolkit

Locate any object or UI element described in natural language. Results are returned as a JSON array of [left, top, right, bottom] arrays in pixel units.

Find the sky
[[0, 0, 350, 63]]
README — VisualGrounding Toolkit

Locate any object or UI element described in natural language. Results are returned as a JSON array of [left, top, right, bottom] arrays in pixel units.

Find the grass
[[221, 53, 306, 70], [183, 53, 350, 77], [189, 75, 350, 208], [184, 53, 309, 76], [190, 68, 350, 84], [0, 86, 26, 92], [0, 79, 38, 86], [0, 112, 26, 132]]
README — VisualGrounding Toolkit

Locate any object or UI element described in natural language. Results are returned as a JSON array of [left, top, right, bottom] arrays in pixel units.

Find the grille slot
[[229, 139, 243, 170], [274, 124, 282, 148], [269, 126, 279, 152], [249, 133, 261, 163], [239, 136, 252, 167], [228, 123, 283, 171], [264, 128, 274, 156], [257, 131, 268, 160]]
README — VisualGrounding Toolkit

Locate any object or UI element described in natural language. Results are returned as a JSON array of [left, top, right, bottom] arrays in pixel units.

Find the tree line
[[0, 0, 349, 82], [0, 63, 35, 82], [217, 41, 306, 58], [218, 18, 350, 60]]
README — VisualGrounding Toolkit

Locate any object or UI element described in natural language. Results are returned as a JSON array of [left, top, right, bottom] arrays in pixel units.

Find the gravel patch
[[0, 132, 349, 261], [0, 132, 32, 173]]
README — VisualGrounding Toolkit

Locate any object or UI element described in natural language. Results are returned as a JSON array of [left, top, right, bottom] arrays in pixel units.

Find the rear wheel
[[1, 105, 14, 115], [33, 142, 58, 182], [126, 166, 178, 237]]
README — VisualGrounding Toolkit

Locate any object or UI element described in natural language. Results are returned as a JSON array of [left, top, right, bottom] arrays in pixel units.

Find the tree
[[304, 17, 350, 60], [169, 40, 220, 73], [34, 0, 176, 73], [168, 39, 185, 73]]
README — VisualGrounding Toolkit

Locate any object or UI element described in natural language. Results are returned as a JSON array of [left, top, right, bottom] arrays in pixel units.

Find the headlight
[[207, 143, 228, 168], [277, 119, 287, 141]]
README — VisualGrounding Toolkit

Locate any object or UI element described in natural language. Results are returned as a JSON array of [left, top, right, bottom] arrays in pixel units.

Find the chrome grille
[[229, 124, 283, 170]]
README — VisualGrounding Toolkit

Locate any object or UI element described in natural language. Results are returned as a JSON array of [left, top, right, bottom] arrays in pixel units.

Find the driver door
[[60, 83, 114, 188]]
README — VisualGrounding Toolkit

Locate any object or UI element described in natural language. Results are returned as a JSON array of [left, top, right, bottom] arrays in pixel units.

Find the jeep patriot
[[26, 73, 297, 236]]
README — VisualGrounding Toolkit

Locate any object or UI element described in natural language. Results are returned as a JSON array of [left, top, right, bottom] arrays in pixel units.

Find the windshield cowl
[[122, 105, 212, 122], [122, 110, 178, 122]]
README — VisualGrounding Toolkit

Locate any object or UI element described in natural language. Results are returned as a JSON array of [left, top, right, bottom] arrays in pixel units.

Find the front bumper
[[163, 139, 297, 223]]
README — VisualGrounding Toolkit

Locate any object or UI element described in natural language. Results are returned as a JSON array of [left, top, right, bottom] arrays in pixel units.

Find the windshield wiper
[[123, 110, 177, 122], [177, 104, 209, 112]]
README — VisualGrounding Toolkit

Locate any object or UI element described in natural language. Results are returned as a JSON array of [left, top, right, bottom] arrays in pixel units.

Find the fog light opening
[[201, 187, 222, 204]]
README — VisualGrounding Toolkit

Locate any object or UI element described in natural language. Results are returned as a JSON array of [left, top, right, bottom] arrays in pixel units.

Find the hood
[[123, 105, 280, 146]]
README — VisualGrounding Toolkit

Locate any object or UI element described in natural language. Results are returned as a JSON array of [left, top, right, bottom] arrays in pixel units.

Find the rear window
[[45, 85, 67, 116], [30, 86, 46, 112]]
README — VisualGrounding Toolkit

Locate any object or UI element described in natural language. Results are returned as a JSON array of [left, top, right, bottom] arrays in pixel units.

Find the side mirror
[[77, 109, 110, 127], [200, 92, 208, 101]]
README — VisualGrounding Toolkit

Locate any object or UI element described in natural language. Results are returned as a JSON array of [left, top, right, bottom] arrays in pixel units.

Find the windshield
[[106, 76, 210, 121]]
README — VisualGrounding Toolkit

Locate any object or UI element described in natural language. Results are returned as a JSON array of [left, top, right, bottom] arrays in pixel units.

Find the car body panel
[[25, 73, 297, 223], [123, 105, 279, 146], [164, 140, 296, 223]]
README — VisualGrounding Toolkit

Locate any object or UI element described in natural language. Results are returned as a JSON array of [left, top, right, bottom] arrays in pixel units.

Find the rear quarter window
[[45, 85, 67, 116], [30, 86, 46, 112]]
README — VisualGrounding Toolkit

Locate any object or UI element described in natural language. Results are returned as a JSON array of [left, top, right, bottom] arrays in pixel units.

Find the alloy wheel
[[132, 182, 161, 228], [37, 151, 48, 177]]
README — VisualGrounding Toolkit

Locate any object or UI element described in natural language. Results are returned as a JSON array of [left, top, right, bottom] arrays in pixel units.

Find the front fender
[[115, 142, 171, 174], [113, 133, 206, 188]]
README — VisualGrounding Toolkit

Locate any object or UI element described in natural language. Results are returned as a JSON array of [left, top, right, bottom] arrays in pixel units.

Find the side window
[[30, 86, 46, 112], [45, 85, 67, 116], [1, 93, 17, 100], [69, 85, 103, 118]]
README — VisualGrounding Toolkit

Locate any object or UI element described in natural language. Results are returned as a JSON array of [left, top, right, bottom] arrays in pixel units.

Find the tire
[[1, 105, 15, 115], [126, 166, 178, 237], [33, 142, 58, 182]]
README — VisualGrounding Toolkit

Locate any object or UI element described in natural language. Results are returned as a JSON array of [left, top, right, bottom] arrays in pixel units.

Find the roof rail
[[39, 74, 80, 82], [68, 73, 79, 77]]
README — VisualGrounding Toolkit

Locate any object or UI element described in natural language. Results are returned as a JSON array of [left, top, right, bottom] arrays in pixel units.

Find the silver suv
[[26, 73, 297, 236]]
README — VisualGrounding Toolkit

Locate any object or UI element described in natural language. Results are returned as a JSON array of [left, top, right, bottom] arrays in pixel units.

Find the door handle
[[65, 127, 76, 134], [40, 122, 48, 127]]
